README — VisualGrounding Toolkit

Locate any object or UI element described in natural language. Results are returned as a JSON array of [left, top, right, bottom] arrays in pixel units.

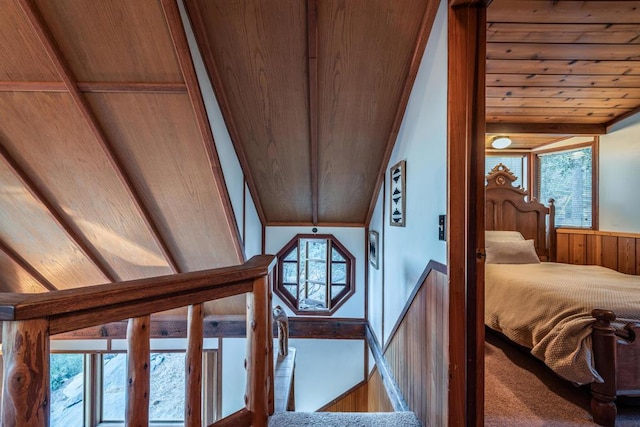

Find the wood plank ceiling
[[0, 0, 243, 308], [486, 0, 640, 149], [184, 0, 438, 225]]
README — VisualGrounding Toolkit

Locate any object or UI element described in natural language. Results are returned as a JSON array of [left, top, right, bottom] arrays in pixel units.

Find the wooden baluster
[[267, 273, 275, 416], [591, 309, 617, 427], [185, 303, 204, 427], [126, 316, 150, 427], [2, 319, 50, 427], [245, 275, 271, 427]]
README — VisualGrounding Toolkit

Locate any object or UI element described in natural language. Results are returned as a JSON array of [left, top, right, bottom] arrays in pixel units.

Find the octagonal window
[[275, 234, 355, 315]]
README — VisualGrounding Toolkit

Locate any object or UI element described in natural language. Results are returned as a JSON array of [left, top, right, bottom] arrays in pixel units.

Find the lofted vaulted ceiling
[[0, 0, 438, 298], [486, 0, 640, 149]]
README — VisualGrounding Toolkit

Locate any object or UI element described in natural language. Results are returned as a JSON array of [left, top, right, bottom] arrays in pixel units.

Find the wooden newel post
[[591, 309, 617, 427], [245, 275, 273, 427], [185, 303, 204, 427], [2, 319, 50, 427], [126, 315, 150, 427]]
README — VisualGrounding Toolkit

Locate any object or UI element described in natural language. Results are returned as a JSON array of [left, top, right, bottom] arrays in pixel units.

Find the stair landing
[[269, 411, 421, 427]]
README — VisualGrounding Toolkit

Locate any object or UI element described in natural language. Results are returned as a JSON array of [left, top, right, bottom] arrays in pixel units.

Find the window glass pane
[[539, 147, 592, 227], [331, 248, 345, 262], [300, 282, 326, 310], [284, 247, 297, 261], [331, 284, 346, 299], [304, 239, 327, 260], [283, 261, 298, 283], [149, 353, 185, 421], [486, 155, 527, 189], [51, 354, 84, 427], [331, 262, 346, 284], [102, 353, 126, 421], [306, 260, 326, 283], [284, 284, 298, 298]]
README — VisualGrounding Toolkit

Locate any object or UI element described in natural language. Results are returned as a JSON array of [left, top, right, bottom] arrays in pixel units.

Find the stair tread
[[269, 411, 421, 427]]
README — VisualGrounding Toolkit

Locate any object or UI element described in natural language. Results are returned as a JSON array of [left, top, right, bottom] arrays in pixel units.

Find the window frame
[[275, 234, 355, 316], [533, 139, 599, 230]]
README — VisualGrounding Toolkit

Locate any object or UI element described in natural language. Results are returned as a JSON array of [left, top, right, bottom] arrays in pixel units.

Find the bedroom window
[[486, 155, 528, 190], [275, 234, 355, 315], [536, 146, 594, 228]]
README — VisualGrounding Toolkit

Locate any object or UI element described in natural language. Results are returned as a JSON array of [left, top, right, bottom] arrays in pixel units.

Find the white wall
[[599, 112, 640, 233], [221, 338, 247, 417], [265, 226, 365, 319], [369, 0, 448, 346]]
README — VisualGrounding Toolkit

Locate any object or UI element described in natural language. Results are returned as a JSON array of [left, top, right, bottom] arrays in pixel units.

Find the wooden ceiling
[[0, 0, 243, 305], [184, 0, 438, 225], [486, 0, 640, 147]]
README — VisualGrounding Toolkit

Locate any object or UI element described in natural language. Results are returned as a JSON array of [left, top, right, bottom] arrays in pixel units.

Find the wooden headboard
[[485, 163, 556, 261]]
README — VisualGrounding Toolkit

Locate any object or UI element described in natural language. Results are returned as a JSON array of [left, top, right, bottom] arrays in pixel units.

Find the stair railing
[[0, 254, 276, 427]]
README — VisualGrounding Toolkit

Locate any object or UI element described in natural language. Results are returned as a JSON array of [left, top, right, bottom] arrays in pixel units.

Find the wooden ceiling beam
[[486, 122, 606, 135], [182, 0, 267, 226], [307, 0, 319, 226], [0, 143, 117, 282], [365, 0, 440, 225], [0, 81, 187, 93], [606, 105, 640, 131], [159, 0, 244, 262], [0, 237, 56, 291], [17, 0, 181, 274]]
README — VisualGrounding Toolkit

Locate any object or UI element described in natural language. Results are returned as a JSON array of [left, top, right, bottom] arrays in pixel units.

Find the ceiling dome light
[[491, 136, 512, 149]]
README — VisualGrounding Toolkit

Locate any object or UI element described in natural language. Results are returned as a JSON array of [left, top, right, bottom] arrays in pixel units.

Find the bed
[[484, 163, 640, 427]]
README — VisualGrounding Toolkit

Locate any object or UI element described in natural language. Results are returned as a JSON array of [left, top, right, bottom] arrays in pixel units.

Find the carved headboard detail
[[485, 163, 556, 261]]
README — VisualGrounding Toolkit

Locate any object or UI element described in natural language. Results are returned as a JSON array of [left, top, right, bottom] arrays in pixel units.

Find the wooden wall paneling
[[487, 43, 640, 61], [487, 74, 640, 89], [487, 1, 640, 24], [586, 234, 603, 266], [0, 81, 187, 93], [85, 93, 240, 272], [487, 114, 611, 125], [601, 236, 619, 271], [160, 0, 244, 264], [0, 92, 174, 281], [486, 107, 624, 119], [0, 0, 58, 81], [617, 237, 636, 275], [636, 240, 640, 275], [364, 0, 439, 225], [0, 155, 107, 290], [0, 143, 117, 282], [189, 0, 311, 223], [0, 249, 48, 293], [367, 367, 393, 412], [317, 0, 427, 223], [556, 233, 570, 263], [486, 87, 640, 100], [32, 0, 182, 82], [569, 233, 587, 265], [17, 0, 182, 275], [486, 97, 640, 110], [321, 381, 368, 412]]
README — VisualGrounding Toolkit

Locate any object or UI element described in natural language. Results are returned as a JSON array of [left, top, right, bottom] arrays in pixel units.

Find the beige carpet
[[269, 412, 421, 427], [485, 330, 640, 426]]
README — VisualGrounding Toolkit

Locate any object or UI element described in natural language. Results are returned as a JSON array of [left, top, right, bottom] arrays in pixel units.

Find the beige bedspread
[[485, 262, 640, 385]]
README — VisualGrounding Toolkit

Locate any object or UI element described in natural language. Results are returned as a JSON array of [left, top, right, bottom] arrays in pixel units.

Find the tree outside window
[[276, 234, 355, 315]]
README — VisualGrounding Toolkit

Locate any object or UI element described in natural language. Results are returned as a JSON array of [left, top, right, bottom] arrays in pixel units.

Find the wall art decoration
[[368, 230, 379, 269], [389, 160, 406, 227]]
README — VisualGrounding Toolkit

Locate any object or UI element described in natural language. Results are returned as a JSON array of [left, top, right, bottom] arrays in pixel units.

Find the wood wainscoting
[[321, 368, 393, 413], [556, 228, 640, 275]]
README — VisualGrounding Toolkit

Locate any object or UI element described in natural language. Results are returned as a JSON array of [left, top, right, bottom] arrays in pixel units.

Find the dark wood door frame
[[447, 1, 487, 426]]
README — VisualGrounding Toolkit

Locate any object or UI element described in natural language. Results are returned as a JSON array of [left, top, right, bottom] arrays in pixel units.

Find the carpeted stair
[[269, 411, 421, 427]]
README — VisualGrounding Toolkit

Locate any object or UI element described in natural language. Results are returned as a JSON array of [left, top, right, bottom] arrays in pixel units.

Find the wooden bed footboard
[[591, 309, 640, 427]]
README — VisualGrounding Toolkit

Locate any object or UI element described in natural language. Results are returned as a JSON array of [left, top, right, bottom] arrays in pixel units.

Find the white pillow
[[485, 239, 540, 264], [485, 230, 525, 243]]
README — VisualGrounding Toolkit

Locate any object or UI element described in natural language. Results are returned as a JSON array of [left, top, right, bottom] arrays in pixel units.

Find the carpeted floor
[[485, 330, 640, 426], [268, 411, 421, 427]]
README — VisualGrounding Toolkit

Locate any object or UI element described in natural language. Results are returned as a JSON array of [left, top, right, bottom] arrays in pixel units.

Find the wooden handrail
[[0, 255, 275, 334], [1, 255, 277, 427]]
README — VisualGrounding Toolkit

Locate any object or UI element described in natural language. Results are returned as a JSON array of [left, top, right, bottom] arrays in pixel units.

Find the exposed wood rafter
[[183, 0, 267, 226], [365, 1, 440, 225], [307, 0, 319, 225], [160, 0, 244, 262], [0, 143, 117, 282], [0, 237, 56, 291], [606, 105, 640, 131], [486, 122, 606, 135], [17, 0, 181, 274], [0, 81, 187, 93]]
